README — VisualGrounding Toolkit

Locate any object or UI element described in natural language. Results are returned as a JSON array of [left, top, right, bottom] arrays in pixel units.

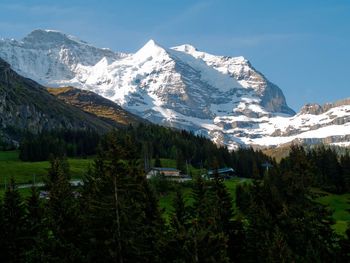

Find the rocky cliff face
[[0, 30, 349, 149], [0, 58, 114, 143], [300, 99, 350, 115], [172, 44, 295, 115]]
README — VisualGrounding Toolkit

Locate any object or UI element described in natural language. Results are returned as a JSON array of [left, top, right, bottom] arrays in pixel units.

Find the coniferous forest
[[1, 126, 350, 262]]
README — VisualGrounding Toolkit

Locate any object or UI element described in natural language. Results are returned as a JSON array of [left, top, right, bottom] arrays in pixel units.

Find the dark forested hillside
[[19, 130, 101, 161], [0, 58, 114, 145], [19, 123, 273, 178], [280, 145, 350, 194]]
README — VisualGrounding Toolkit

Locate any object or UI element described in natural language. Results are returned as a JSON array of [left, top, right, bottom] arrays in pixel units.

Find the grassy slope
[[0, 154, 196, 185], [0, 187, 32, 199], [0, 151, 93, 185], [47, 86, 144, 127], [316, 191, 350, 235]]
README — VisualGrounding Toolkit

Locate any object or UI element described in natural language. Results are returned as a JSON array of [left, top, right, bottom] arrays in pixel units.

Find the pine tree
[[26, 186, 43, 236], [46, 155, 70, 189], [45, 157, 83, 262], [212, 173, 233, 233], [186, 223, 229, 263], [235, 183, 252, 214], [188, 174, 230, 262], [338, 225, 350, 261], [164, 188, 190, 262], [340, 153, 350, 192], [267, 227, 294, 263], [176, 149, 186, 173], [24, 186, 47, 262], [252, 160, 260, 179], [324, 148, 343, 193], [2, 178, 27, 262], [154, 155, 162, 167], [0, 198, 4, 259], [244, 164, 338, 262], [172, 187, 187, 226], [211, 173, 246, 262], [82, 132, 164, 263], [192, 174, 207, 221]]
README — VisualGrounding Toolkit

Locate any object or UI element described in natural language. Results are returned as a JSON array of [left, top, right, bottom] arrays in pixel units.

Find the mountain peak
[[24, 29, 67, 40], [233, 55, 248, 63], [22, 29, 89, 47], [141, 39, 164, 50], [134, 39, 168, 59], [172, 44, 198, 53], [145, 39, 157, 46]]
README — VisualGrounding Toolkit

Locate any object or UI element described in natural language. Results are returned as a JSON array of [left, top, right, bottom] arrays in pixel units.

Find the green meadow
[[317, 191, 350, 235], [0, 150, 93, 186], [0, 151, 349, 235]]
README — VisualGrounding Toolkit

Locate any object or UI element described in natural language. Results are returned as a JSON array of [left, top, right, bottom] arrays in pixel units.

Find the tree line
[[280, 145, 350, 194], [19, 130, 100, 161], [18, 124, 274, 179], [17, 125, 350, 193], [1, 134, 350, 262]]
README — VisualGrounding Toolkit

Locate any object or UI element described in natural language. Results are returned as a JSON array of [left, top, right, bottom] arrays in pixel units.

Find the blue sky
[[0, 0, 349, 111]]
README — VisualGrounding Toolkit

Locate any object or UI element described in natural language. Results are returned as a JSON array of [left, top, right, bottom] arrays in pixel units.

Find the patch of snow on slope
[[0, 30, 349, 149]]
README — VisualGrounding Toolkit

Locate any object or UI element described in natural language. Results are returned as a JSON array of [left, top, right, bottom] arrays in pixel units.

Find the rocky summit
[[1, 30, 349, 149]]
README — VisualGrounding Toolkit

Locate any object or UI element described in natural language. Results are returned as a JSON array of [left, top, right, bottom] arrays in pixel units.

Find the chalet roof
[[207, 167, 234, 175]]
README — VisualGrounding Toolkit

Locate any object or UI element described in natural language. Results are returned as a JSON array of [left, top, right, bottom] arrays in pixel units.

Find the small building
[[146, 167, 181, 179], [205, 167, 235, 179], [39, 191, 49, 199]]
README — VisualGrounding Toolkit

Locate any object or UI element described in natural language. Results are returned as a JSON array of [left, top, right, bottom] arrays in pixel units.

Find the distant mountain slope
[[0, 29, 127, 86], [172, 44, 295, 115], [0, 29, 349, 149], [47, 86, 146, 127], [0, 57, 114, 143]]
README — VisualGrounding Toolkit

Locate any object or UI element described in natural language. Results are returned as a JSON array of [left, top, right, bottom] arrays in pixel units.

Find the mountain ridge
[[0, 29, 349, 149]]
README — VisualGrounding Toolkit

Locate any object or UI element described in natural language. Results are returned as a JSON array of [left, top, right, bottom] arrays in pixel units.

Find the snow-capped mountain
[[0, 30, 126, 86], [0, 29, 349, 149]]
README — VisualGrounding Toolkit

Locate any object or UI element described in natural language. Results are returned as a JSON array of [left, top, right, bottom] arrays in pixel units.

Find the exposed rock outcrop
[[47, 86, 146, 127]]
